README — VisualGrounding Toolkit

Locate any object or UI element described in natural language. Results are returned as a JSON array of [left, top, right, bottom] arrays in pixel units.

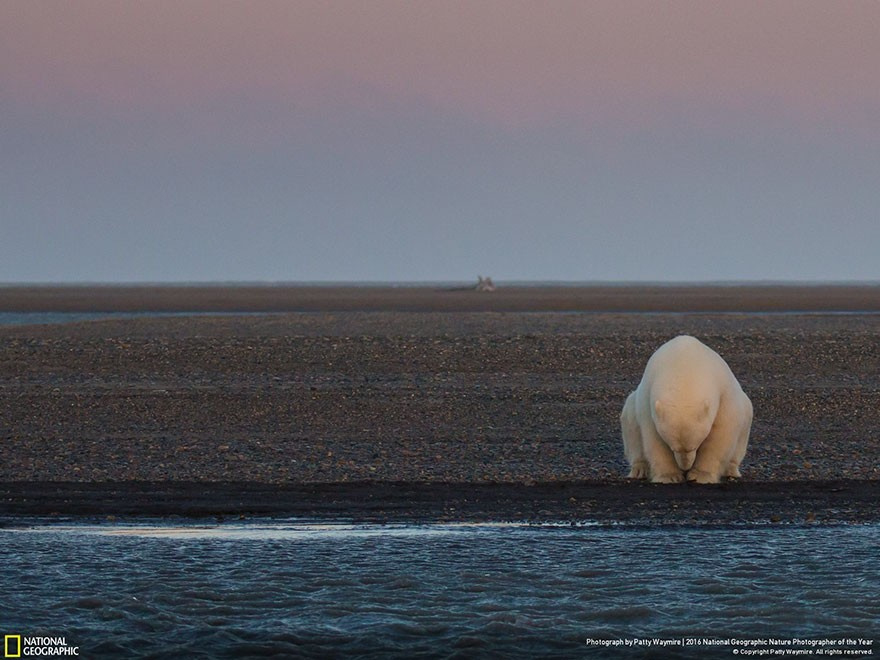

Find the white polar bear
[[620, 335, 753, 484]]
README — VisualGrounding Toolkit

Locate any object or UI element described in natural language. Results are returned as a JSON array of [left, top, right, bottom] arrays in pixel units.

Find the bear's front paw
[[651, 471, 684, 484], [628, 462, 649, 480], [686, 468, 720, 484], [724, 464, 742, 479]]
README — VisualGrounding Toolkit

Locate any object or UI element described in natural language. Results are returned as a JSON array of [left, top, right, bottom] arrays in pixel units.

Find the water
[[0, 312, 207, 326], [1, 523, 877, 658], [2, 310, 878, 328], [0, 311, 277, 326], [0, 312, 132, 325]]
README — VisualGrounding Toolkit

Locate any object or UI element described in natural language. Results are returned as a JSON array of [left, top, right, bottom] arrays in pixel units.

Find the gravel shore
[[1, 287, 878, 522]]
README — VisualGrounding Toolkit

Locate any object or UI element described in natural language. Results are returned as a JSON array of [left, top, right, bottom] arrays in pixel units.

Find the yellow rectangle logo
[[4, 635, 21, 658]]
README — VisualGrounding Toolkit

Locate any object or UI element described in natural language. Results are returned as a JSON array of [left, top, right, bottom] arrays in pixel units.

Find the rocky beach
[[1, 285, 878, 525]]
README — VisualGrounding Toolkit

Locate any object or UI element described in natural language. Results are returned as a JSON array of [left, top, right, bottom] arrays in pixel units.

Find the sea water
[[0, 312, 271, 326], [1, 523, 877, 658]]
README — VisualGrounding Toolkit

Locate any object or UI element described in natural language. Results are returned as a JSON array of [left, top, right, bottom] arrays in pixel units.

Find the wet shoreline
[[2, 480, 878, 526]]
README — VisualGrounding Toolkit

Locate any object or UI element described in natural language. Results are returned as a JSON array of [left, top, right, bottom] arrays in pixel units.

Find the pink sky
[[2, 1, 879, 282], [2, 1, 878, 136]]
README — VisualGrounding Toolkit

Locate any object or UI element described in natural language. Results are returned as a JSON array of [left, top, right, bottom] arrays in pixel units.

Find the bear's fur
[[620, 335, 753, 484]]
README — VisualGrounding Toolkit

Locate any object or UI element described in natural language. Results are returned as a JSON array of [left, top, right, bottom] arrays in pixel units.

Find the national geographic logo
[[4, 635, 79, 657]]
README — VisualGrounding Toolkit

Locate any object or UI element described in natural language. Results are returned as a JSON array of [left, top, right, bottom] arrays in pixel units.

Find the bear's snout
[[674, 450, 696, 471]]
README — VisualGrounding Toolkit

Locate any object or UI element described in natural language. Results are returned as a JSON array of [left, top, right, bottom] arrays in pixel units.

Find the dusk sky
[[2, 1, 878, 282]]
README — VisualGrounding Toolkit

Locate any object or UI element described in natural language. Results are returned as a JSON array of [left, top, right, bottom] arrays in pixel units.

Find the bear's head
[[653, 399, 714, 471]]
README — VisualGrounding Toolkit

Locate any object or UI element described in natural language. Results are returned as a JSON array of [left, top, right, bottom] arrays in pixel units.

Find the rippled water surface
[[1, 523, 877, 658]]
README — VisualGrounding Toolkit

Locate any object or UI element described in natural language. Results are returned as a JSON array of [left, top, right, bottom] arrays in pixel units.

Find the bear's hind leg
[[724, 398, 752, 479], [629, 460, 649, 480], [621, 393, 649, 479], [724, 464, 742, 479], [723, 427, 750, 478]]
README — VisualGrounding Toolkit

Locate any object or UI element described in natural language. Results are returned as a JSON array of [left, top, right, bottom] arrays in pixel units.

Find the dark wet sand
[[2, 480, 877, 526], [1, 285, 878, 524]]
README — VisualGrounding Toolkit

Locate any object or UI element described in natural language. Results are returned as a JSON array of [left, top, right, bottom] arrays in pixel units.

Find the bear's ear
[[654, 400, 664, 417]]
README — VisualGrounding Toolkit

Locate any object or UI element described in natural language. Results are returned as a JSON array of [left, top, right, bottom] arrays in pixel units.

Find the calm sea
[[2, 310, 878, 327], [1, 522, 877, 658], [0, 312, 268, 326]]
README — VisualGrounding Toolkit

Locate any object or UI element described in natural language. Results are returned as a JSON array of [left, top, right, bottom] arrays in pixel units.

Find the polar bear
[[620, 335, 752, 484]]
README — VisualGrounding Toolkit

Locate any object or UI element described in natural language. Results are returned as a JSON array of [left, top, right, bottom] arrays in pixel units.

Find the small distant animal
[[475, 276, 496, 292], [620, 335, 753, 483]]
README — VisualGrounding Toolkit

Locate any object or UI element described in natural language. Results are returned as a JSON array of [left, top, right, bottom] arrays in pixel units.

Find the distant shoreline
[[2, 283, 879, 312]]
